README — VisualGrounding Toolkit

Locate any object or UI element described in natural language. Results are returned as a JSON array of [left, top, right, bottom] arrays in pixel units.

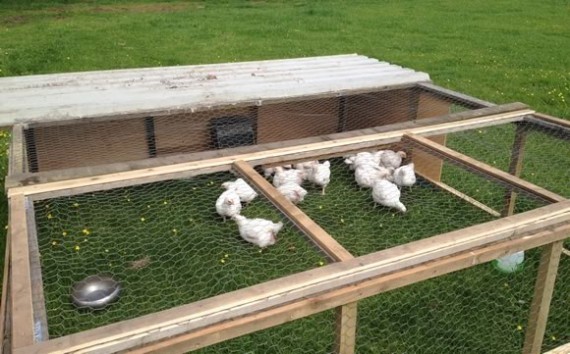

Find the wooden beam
[[13, 201, 570, 354], [502, 122, 528, 216], [7, 104, 532, 201], [417, 172, 501, 217], [124, 224, 570, 354], [402, 133, 565, 203], [561, 248, 570, 257], [531, 112, 570, 129], [0, 219, 11, 351], [523, 240, 565, 354], [8, 124, 26, 176], [543, 342, 570, 354], [9, 194, 35, 349], [26, 204, 49, 342], [232, 160, 357, 354], [417, 83, 496, 108], [524, 116, 570, 141]]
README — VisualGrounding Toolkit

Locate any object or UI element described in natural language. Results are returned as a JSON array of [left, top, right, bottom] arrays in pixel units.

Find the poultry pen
[[0, 55, 568, 354]]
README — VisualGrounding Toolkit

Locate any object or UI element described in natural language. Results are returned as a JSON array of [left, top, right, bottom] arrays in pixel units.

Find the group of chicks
[[344, 150, 416, 213], [215, 178, 283, 248], [264, 160, 332, 203]]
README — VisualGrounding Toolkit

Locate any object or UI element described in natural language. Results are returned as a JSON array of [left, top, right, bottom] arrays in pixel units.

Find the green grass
[[0, 0, 569, 352]]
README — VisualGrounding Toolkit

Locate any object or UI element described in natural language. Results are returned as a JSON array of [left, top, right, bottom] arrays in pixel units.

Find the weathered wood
[[13, 201, 570, 354], [523, 241, 565, 354], [26, 203, 49, 342], [5, 102, 529, 190], [122, 224, 570, 354], [417, 82, 496, 108], [531, 112, 570, 129], [9, 194, 35, 349], [502, 122, 528, 216], [233, 160, 358, 354], [403, 133, 565, 203], [8, 124, 26, 175], [7, 104, 531, 201], [543, 341, 570, 354], [0, 221, 12, 351], [417, 172, 501, 217], [562, 248, 570, 257]]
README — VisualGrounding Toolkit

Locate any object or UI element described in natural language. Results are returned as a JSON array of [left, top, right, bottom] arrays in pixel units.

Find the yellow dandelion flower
[[127, 198, 131, 202], [62, 231, 67, 236], [4, 225, 8, 230], [192, 187, 197, 190], [517, 325, 523, 331], [172, 228, 177, 234], [47, 213, 53, 219], [147, 205, 151, 209], [52, 241, 57, 246], [551, 335, 556, 341], [224, 254, 229, 258], [163, 200, 168, 205], [105, 249, 109, 253], [318, 205, 323, 209], [74, 245, 80, 251], [340, 218, 345, 223], [82, 228, 90, 235], [141, 217, 146, 222], [73, 203, 79, 207], [220, 259, 225, 264], [318, 261, 325, 266], [258, 249, 263, 253]]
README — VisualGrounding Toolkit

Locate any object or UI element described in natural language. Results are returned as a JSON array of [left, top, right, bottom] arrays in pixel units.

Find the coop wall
[[11, 86, 464, 182]]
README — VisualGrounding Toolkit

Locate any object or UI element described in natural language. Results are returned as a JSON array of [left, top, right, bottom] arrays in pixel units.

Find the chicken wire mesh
[[32, 171, 331, 338], [12, 86, 476, 174], [354, 247, 567, 354], [258, 144, 549, 257]]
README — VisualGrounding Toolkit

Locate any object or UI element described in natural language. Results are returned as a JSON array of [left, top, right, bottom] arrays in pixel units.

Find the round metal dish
[[71, 275, 121, 309]]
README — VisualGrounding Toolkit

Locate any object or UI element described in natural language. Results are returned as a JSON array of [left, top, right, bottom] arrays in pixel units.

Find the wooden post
[[502, 122, 527, 216], [522, 241, 565, 354]]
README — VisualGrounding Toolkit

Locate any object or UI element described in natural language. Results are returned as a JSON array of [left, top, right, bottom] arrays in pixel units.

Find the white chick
[[379, 150, 407, 169], [354, 165, 394, 188], [372, 179, 407, 213], [232, 214, 283, 248], [272, 167, 305, 188], [344, 152, 380, 170], [263, 164, 292, 178], [293, 160, 319, 171], [394, 163, 416, 190], [222, 178, 258, 203], [277, 182, 308, 204], [215, 190, 242, 221], [306, 161, 331, 195]]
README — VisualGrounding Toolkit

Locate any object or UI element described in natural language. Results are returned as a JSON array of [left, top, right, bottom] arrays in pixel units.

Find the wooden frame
[[6, 105, 570, 354]]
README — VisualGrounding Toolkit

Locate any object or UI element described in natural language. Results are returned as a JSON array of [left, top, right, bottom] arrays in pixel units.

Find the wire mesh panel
[[446, 119, 570, 198], [355, 251, 544, 354], [194, 310, 336, 354], [543, 248, 570, 352], [260, 144, 549, 257], [33, 171, 330, 338], [13, 86, 478, 174]]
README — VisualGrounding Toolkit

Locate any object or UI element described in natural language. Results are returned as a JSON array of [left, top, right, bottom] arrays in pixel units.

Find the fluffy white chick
[[306, 160, 331, 195], [263, 164, 292, 178], [272, 167, 305, 188], [232, 214, 283, 248], [344, 152, 380, 170], [394, 163, 416, 190], [379, 150, 407, 169], [277, 182, 308, 204], [372, 179, 407, 213], [215, 190, 242, 221], [293, 160, 319, 171], [355, 165, 394, 189], [222, 178, 258, 203]]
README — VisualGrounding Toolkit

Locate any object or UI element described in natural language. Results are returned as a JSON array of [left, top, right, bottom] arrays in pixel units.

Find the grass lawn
[[0, 0, 569, 352]]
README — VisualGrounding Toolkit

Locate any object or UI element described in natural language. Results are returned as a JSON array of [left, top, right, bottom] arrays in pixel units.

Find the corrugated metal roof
[[0, 54, 430, 126]]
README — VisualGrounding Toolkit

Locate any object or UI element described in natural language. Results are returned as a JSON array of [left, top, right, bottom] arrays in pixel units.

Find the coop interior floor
[[34, 172, 328, 338]]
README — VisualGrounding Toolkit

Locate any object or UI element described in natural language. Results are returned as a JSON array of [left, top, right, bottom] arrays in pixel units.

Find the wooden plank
[[122, 224, 570, 354], [25, 203, 49, 342], [524, 116, 570, 141], [562, 248, 570, 257], [233, 160, 357, 354], [543, 342, 570, 354], [8, 124, 26, 175], [523, 241, 565, 354], [13, 201, 570, 354], [417, 82, 496, 108], [5, 102, 528, 189], [417, 172, 501, 217], [233, 161, 353, 262], [0, 220, 12, 351], [9, 194, 35, 349], [7, 104, 532, 200], [502, 122, 527, 216], [402, 133, 565, 203], [532, 112, 570, 129]]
